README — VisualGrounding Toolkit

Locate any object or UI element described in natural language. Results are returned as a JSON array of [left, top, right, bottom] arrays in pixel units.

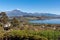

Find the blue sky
[[0, 0, 60, 15]]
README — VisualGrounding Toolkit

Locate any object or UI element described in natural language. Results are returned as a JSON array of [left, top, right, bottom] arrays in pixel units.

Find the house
[[3, 22, 11, 30]]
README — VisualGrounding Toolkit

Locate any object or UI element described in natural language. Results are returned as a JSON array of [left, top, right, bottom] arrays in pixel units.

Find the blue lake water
[[29, 19, 60, 24]]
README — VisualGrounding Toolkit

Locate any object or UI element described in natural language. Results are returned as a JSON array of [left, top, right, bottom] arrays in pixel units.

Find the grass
[[0, 29, 59, 40], [0, 23, 60, 40]]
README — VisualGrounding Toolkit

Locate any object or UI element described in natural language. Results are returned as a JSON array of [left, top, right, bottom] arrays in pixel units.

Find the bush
[[0, 29, 60, 40], [3, 30, 48, 40]]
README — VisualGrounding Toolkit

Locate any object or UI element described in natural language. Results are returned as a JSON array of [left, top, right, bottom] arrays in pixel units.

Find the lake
[[29, 19, 60, 24]]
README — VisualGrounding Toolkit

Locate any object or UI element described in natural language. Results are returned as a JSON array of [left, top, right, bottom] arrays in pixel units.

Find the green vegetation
[[0, 12, 60, 40], [0, 29, 60, 40], [0, 12, 9, 24], [11, 17, 20, 27]]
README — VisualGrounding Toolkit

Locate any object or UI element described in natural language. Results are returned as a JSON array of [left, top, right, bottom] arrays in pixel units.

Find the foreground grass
[[0, 29, 60, 40]]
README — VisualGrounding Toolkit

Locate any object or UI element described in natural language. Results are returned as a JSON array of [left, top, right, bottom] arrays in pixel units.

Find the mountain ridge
[[5, 9, 59, 17]]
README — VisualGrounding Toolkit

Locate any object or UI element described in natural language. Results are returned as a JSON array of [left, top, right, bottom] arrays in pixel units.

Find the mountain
[[6, 9, 28, 17], [6, 9, 58, 17]]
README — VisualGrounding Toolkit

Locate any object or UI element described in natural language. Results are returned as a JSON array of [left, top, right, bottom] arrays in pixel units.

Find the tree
[[11, 17, 20, 27], [0, 12, 8, 24], [1, 12, 6, 17]]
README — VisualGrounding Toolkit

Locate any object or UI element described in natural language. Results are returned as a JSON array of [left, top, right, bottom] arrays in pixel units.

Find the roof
[[4, 22, 11, 27]]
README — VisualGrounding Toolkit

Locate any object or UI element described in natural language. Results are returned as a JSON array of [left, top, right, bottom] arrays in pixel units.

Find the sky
[[0, 0, 60, 15]]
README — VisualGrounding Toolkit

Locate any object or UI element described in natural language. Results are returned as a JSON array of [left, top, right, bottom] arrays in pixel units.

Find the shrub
[[3, 30, 48, 40]]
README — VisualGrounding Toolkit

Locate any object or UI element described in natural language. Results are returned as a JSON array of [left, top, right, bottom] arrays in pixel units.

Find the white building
[[3, 22, 11, 30]]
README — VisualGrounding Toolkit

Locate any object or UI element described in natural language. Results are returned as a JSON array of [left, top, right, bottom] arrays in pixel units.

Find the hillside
[[6, 9, 59, 17]]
